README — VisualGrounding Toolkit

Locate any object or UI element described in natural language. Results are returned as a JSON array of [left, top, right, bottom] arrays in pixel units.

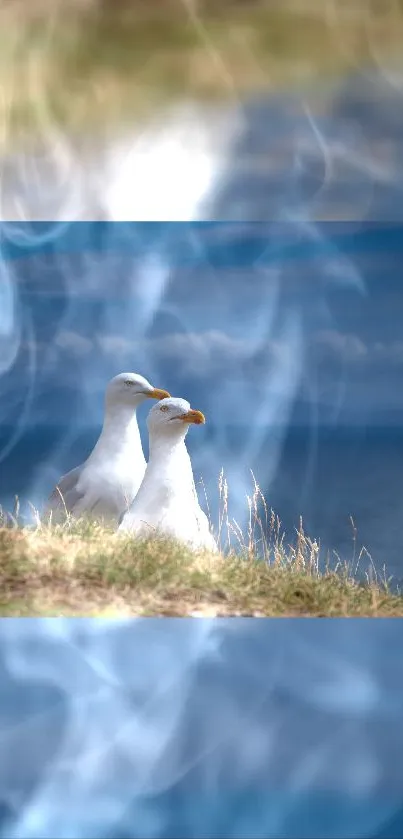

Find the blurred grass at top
[[1, 0, 403, 149]]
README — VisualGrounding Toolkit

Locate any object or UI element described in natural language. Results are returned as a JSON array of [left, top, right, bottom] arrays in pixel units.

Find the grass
[[1, 0, 403, 151], [0, 473, 402, 617]]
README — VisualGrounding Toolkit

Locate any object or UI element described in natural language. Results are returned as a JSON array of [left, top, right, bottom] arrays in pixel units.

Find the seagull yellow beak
[[179, 408, 206, 425], [146, 388, 171, 400]]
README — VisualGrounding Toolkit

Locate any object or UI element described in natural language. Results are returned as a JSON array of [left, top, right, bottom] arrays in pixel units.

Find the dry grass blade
[[0, 472, 401, 617]]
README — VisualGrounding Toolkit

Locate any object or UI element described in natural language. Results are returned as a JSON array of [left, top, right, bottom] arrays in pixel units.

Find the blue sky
[[1, 220, 402, 432]]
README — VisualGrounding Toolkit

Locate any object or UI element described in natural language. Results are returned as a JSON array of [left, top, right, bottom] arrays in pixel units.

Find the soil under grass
[[0, 521, 401, 617]]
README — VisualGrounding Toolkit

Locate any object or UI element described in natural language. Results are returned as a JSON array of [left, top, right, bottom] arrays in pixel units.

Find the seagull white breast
[[119, 398, 217, 552]]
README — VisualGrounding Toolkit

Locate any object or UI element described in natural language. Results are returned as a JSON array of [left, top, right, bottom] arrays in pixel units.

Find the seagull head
[[147, 396, 205, 438], [105, 373, 170, 410]]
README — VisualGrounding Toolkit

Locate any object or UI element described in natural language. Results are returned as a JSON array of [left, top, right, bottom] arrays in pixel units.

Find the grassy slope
[[1, 1, 403, 148], [0, 518, 402, 617]]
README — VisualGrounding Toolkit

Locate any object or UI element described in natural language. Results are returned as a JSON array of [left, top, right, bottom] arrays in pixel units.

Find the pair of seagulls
[[45, 373, 217, 552]]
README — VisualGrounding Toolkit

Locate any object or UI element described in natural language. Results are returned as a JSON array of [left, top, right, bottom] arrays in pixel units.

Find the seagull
[[118, 396, 218, 552], [44, 373, 170, 525]]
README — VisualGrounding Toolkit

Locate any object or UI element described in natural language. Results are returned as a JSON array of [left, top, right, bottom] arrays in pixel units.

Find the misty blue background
[[1, 220, 403, 581], [2, 67, 403, 581], [1, 67, 403, 839], [0, 618, 403, 839]]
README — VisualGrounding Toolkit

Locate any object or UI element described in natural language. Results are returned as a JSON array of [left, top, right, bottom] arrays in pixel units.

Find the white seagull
[[118, 396, 218, 552], [44, 373, 170, 525]]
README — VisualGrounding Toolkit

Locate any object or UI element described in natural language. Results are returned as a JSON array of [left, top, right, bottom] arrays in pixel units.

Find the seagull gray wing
[[45, 465, 86, 519]]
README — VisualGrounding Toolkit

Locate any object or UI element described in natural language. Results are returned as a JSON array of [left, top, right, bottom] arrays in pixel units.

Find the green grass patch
[[0, 511, 401, 617]]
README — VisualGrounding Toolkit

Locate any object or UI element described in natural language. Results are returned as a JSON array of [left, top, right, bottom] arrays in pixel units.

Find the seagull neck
[[139, 430, 195, 506], [90, 404, 142, 460], [148, 430, 188, 462], [102, 403, 140, 435]]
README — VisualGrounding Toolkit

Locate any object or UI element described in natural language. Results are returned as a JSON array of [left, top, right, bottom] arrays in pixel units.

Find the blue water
[[1, 424, 402, 584]]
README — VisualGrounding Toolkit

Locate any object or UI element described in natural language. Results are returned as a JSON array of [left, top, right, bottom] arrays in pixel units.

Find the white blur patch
[[102, 102, 241, 221], [0, 258, 20, 374]]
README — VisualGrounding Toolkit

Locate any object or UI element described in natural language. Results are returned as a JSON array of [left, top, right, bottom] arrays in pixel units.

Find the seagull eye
[[160, 405, 169, 412], [124, 380, 134, 386]]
